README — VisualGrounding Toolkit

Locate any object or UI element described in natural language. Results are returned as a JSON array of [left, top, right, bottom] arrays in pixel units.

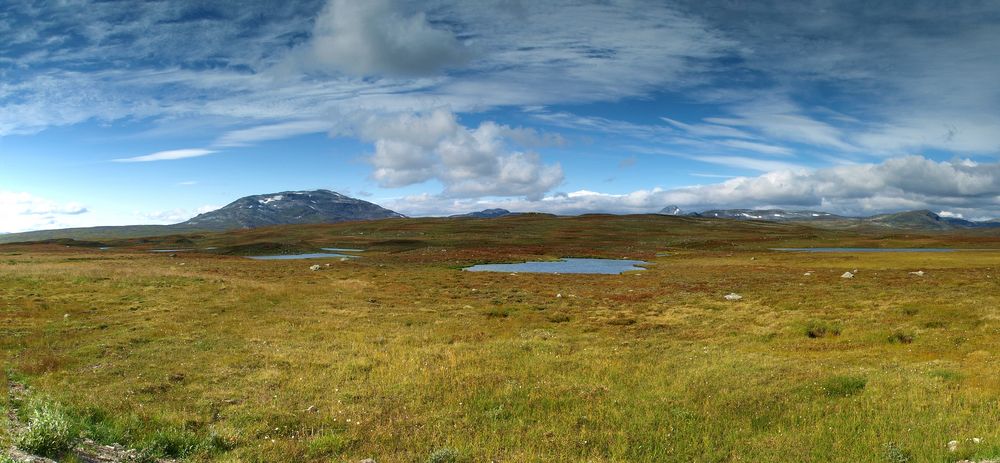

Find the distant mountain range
[[449, 208, 515, 218], [0, 190, 403, 244], [668, 207, 1000, 230], [4, 191, 1000, 245]]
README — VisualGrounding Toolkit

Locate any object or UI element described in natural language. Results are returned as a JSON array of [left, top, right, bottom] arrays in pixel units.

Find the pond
[[772, 248, 958, 253], [246, 252, 358, 260], [464, 258, 648, 274]]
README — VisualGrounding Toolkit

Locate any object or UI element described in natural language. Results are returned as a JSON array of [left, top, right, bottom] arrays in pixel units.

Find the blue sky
[[3, 0, 1000, 232]]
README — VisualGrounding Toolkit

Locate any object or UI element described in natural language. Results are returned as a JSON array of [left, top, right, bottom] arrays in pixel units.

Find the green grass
[[1, 215, 999, 461], [13, 400, 76, 457]]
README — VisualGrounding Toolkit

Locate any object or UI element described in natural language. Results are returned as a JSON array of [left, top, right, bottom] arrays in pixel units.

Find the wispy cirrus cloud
[[113, 149, 217, 163]]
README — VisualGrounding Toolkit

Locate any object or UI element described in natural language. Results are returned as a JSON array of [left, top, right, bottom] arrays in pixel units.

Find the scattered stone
[[724, 293, 742, 301], [324, 263, 331, 267], [909, 270, 925, 276], [750, 257, 756, 261], [803, 272, 813, 276], [359, 459, 377, 463], [556, 293, 562, 298], [972, 437, 982, 444], [309, 264, 321, 271], [947, 440, 959, 452], [7, 449, 57, 463], [841, 271, 855, 279], [306, 405, 318, 413]]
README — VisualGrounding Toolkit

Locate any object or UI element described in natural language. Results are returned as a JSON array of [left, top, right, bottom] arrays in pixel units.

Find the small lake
[[247, 252, 358, 260], [464, 258, 648, 274], [772, 248, 957, 253]]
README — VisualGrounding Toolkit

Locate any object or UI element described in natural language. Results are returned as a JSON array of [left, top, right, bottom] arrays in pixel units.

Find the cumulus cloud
[[135, 204, 219, 224], [384, 156, 1000, 218], [354, 109, 563, 198], [0, 191, 89, 233], [290, 0, 470, 77]]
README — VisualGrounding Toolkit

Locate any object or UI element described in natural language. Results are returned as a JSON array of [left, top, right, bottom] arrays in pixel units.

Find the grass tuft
[[483, 308, 511, 318], [428, 447, 460, 463], [887, 330, 915, 344], [883, 441, 912, 463], [821, 375, 867, 397], [804, 320, 842, 338]]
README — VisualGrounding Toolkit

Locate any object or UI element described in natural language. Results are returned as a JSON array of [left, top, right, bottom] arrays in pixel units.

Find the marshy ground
[[1, 215, 999, 462]]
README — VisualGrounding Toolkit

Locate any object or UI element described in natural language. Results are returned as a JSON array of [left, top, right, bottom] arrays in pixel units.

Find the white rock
[[841, 271, 854, 279], [556, 293, 562, 298], [803, 272, 813, 276], [309, 264, 321, 271], [909, 270, 925, 276], [947, 440, 959, 452], [724, 293, 742, 301]]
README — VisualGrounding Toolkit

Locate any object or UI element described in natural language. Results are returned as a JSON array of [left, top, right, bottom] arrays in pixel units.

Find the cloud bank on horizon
[[2, 0, 1000, 232]]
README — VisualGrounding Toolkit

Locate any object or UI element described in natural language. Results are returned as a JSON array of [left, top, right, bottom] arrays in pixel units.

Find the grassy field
[[2, 215, 999, 462]]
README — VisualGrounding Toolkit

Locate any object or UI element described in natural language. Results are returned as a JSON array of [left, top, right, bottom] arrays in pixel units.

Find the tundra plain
[[2, 215, 999, 462]]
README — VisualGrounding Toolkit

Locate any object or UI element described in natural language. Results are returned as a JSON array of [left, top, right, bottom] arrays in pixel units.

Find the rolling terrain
[[0, 190, 404, 245], [2, 215, 1000, 462]]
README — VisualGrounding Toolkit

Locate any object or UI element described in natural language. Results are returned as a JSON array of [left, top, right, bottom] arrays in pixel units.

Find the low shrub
[[14, 401, 76, 457], [546, 313, 571, 323]]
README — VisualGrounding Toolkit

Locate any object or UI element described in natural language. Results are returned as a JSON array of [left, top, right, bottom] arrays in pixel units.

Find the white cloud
[[135, 204, 219, 224], [386, 155, 1000, 219], [705, 99, 854, 152], [0, 191, 89, 233], [356, 109, 563, 198], [213, 120, 333, 147], [113, 148, 217, 162], [289, 0, 470, 77]]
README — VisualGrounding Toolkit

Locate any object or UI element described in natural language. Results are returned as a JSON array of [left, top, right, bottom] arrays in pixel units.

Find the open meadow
[[2, 215, 999, 462]]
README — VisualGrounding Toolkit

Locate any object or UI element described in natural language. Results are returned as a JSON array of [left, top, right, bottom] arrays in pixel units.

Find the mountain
[[682, 208, 1000, 230], [864, 210, 982, 230], [0, 190, 404, 244], [658, 205, 682, 215], [449, 208, 514, 218], [181, 190, 404, 230], [688, 209, 845, 222]]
